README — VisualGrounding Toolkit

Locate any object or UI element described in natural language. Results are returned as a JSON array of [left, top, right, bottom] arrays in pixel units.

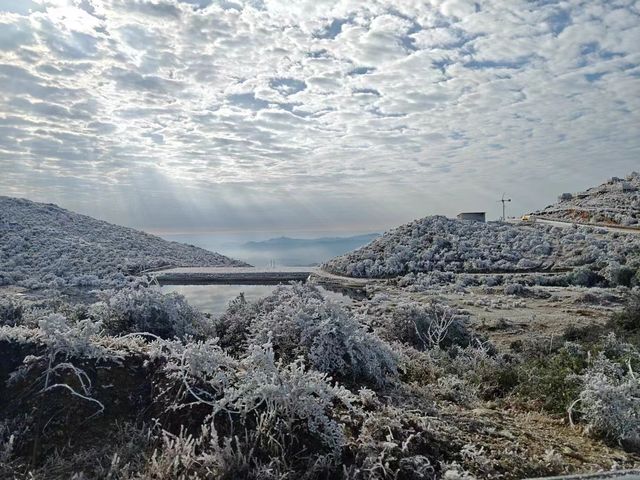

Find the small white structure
[[457, 212, 486, 222]]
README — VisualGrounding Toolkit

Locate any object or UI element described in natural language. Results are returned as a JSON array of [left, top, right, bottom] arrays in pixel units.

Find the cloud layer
[[1, 0, 639, 232]]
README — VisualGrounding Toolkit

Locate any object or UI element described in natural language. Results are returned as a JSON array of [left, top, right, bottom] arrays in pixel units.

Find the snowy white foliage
[[146, 337, 357, 475], [89, 286, 209, 339], [324, 215, 639, 283], [357, 299, 472, 350], [223, 340, 355, 454], [574, 353, 640, 449], [0, 196, 246, 288], [248, 284, 398, 386]]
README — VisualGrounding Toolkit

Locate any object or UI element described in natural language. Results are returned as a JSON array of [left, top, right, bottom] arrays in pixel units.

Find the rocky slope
[[536, 172, 640, 228], [0, 196, 247, 288]]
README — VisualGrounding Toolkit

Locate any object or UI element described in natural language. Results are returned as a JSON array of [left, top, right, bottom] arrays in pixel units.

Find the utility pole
[[500, 193, 511, 221]]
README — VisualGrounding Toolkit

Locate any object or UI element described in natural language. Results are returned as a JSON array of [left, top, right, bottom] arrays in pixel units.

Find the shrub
[[373, 301, 473, 350], [609, 293, 640, 333], [211, 293, 257, 354], [567, 267, 604, 287], [515, 342, 588, 414], [150, 338, 357, 478], [0, 296, 22, 326], [572, 354, 640, 452], [89, 287, 208, 339], [504, 283, 526, 296], [249, 284, 398, 386]]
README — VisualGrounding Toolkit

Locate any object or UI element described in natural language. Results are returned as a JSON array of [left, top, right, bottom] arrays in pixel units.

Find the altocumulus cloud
[[0, 0, 639, 232]]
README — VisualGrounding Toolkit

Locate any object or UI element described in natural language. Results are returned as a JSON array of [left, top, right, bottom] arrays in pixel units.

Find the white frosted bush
[[573, 354, 640, 450], [364, 300, 472, 350], [223, 340, 356, 455], [89, 287, 208, 339], [211, 293, 258, 353], [250, 284, 398, 386], [155, 338, 239, 406]]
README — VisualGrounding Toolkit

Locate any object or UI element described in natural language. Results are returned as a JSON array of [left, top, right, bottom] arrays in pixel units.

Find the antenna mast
[[500, 193, 511, 221]]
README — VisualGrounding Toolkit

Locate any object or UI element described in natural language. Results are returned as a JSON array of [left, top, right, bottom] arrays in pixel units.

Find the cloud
[[0, 0, 638, 233]]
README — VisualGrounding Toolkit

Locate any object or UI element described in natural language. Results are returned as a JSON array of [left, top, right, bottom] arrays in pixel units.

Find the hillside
[[0, 196, 247, 288], [323, 215, 639, 283], [536, 172, 640, 228]]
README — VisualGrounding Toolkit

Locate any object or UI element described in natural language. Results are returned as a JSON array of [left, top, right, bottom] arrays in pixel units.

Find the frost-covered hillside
[[536, 172, 640, 227], [323, 215, 639, 280], [0, 196, 247, 288]]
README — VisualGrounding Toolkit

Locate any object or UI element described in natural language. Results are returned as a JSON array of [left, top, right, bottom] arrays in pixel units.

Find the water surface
[[162, 283, 356, 316]]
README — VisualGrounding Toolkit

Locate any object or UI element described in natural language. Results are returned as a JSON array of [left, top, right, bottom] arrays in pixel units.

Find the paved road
[[508, 218, 640, 234]]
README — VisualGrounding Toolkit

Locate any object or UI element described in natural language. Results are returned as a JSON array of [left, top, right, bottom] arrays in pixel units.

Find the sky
[[0, 0, 639, 235]]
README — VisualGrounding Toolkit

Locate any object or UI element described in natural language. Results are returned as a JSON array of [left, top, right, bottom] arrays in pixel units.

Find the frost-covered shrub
[[345, 405, 441, 479], [400, 341, 515, 404], [17, 313, 115, 361], [369, 301, 472, 350], [150, 338, 356, 477], [609, 292, 640, 334], [155, 338, 239, 405], [447, 343, 516, 400], [515, 342, 588, 414], [567, 267, 603, 287], [89, 287, 208, 339], [504, 283, 526, 296], [250, 284, 398, 386], [224, 340, 355, 457], [605, 263, 636, 288], [573, 354, 640, 451], [436, 375, 479, 406], [211, 293, 257, 354], [0, 296, 23, 326]]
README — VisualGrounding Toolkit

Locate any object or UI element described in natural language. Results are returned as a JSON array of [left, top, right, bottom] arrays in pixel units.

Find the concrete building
[[457, 212, 486, 222]]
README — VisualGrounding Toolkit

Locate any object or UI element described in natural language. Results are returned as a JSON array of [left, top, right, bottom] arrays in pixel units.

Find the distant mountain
[[243, 234, 379, 250], [0, 196, 247, 289], [239, 233, 380, 267], [536, 172, 640, 228]]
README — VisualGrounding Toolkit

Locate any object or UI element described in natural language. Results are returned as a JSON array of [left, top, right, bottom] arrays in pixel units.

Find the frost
[[89, 286, 209, 339], [359, 300, 472, 350], [324, 215, 639, 287], [0, 196, 246, 289], [572, 353, 640, 449], [248, 284, 398, 385]]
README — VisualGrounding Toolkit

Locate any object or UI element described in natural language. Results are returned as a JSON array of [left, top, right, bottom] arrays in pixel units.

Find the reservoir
[[161, 283, 358, 316]]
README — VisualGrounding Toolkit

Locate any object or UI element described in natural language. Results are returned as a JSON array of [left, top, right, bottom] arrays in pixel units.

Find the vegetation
[[1, 282, 639, 479], [0, 196, 247, 289], [324, 216, 640, 287]]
